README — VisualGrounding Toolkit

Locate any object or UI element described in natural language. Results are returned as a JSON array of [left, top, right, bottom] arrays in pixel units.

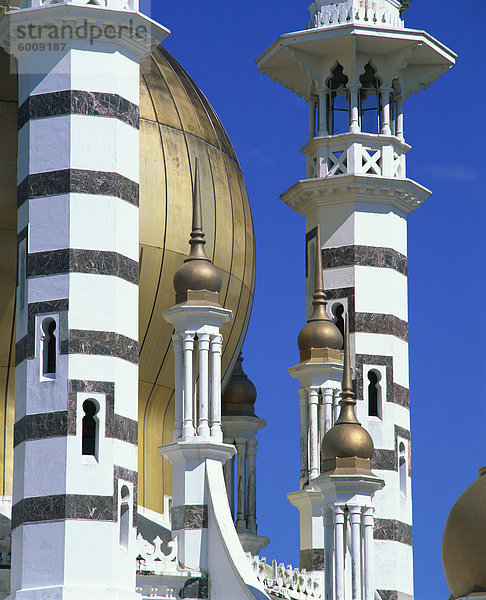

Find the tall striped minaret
[[257, 2, 456, 598], [0, 2, 167, 598]]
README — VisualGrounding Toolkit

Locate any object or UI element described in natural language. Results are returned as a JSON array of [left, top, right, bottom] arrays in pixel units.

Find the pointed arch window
[[326, 64, 349, 135], [82, 399, 99, 457], [399, 441, 407, 497], [367, 369, 382, 419], [41, 318, 57, 379], [119, 485, 130, 550], [359, 63, 382, 134]]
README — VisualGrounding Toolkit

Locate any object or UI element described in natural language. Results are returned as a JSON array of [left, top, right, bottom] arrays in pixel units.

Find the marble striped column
[[6, 5, 167, 599]]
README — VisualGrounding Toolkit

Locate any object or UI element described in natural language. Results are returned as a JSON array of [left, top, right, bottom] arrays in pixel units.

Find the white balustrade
[[136, 534, 179, 575], [247, 553, 322, 599], [309, 0, 403, 30]]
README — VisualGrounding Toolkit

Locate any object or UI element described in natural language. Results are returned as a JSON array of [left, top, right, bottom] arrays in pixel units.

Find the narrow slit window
[[399, 442, 407, 497], [332, 303, 345, 346], [82, 399, 98, 457], [326, 64, 349, 135], [42, 318, 57, 378], [367, 370, 380, 417], [119, 485, 130, 550]]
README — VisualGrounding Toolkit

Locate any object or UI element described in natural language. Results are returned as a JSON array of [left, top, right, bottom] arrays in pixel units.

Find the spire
[[321, 312, 374, 462], [309, 225, 331, 323], [186, 159, 211, 263], [334, 313, 360, 426], [173, 158, 222, 304], [297, 225, 343, 361]]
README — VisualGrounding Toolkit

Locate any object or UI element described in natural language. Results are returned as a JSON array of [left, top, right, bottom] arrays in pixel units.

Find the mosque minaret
[[257, 1, 456, 598]]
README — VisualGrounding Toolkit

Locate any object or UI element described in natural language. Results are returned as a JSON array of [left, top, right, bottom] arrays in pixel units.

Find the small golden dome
[[298, 225, 342, 360], [173, 160, 222, 304], [321, 314, 374, 464], [222, 354, 257, 417], [442, 466, 486, 599]]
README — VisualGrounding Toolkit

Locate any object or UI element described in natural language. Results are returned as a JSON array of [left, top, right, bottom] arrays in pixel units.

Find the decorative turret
[[298, 225, 342, 363], [173, 160, 222, 306], [221, 354, 268, 556], [258, 2, 456, 595], [321, 314, 374, 468]]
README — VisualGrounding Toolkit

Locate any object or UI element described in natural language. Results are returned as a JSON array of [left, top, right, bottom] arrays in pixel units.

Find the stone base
[[321, 456, 372, 475], [238, 533, 269, 556]]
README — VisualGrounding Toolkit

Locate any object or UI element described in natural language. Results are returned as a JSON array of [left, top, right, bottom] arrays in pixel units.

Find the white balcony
[[303, 133, 409, 180]]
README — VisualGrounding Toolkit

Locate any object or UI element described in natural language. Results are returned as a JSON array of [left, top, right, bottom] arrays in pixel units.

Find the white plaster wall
[[354, 267, 408, 321], [374, 540, 414, 596], [68, 274, 138, 341], [27, 274, 69, 305], [19, 115, 138, 183], [67, 356, 138, 420], [19, 48, 140, 105]]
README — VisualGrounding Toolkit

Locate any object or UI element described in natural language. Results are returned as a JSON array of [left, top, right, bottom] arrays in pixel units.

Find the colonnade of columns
[[173, 331, 223, 442], [223, 436, 258, 535], [299, 386, 342, 485], [308, 88, 404, 141], [323, 505, 376, 600]]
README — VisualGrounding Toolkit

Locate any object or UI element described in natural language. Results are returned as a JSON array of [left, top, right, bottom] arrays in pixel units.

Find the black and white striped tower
[[0, 2, 167, 598], [257, 2, 456, 598]]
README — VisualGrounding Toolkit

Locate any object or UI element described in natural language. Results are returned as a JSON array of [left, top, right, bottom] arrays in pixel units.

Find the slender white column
[[323, 507, 334, 600], [333, 388, 341, 424], [348, 85, 360, 133], [381, 88, 392, 135], [198, 333, 210, 437], [247, 438, 257, 534], [223, 441, 235, 519], [396, 97, 404, 141], [173, 334, 183, 440], [318, 390, 325, 451], [309, 97, 317, 140], [317, 88, 328, 136], [308, 387, 320, 480], [299, 388, 309, 489], [349, 505, 362, 600], [210, 333, 223, 441], [323, 387, 334, 434], [363, 506, 375, 600], [182, 333, 196, 437], [334, 506, 345, 600], [235, 439, 248, 533]]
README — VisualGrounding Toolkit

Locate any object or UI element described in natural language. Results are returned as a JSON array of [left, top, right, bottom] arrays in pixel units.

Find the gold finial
[[297, 225, 343, 361], [186, 159, 211, 264], [320, 312, 374, 463], [173, 158, 222, 304], [334, 313, 360, 426], [309, 225, 331, 323]]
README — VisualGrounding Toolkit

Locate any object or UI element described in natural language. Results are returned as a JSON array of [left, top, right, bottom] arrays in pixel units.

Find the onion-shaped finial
[[297, 225, 343, 361], [321, 313, 374, 463]]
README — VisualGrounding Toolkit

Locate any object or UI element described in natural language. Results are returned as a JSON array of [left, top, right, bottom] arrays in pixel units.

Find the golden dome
[[321, 315, 373, 464], [172, 160, 223, 305], [0, 45, 256, 515], [222, 354, 257, 417], [298, 225, 342, 362], [442, 466, 486, 599]]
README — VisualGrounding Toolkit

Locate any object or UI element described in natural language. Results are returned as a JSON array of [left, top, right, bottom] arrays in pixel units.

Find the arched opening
[[82, 399, 98, 457], [399, 442, 407, 497], [332, 303, 345, 347], [359, 63, 382, 134], [42, 318, 57, 378], [367, 370, 381, 418], [326, 64, 349, 135], [119, 485, 130, 550]]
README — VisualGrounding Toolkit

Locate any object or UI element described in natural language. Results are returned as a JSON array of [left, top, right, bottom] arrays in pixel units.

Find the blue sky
[[147, 1, 485, 597]]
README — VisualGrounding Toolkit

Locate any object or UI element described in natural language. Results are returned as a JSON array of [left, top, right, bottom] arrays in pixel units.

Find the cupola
[[222, 354, 257, 417], [442, 466, 486, 599]]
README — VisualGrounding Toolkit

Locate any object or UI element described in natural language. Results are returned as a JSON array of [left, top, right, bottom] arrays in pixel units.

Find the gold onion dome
[[442, 466, 486, 599], [298, 225, 343, 362], [321, 314, 374, 462], [173, 159, 222, 304], [222, 354, 257, 417]]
